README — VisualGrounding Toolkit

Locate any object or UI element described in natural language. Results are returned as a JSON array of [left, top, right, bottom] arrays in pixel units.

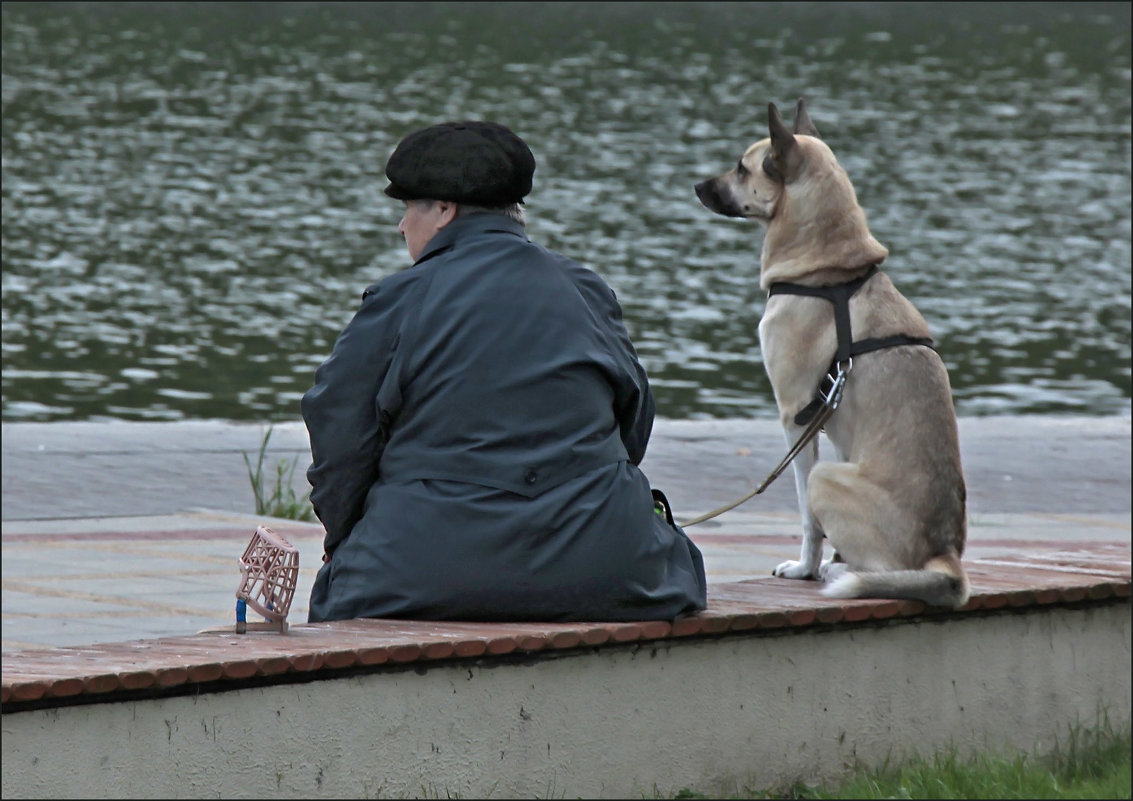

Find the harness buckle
[[820, 358, 852, 412]]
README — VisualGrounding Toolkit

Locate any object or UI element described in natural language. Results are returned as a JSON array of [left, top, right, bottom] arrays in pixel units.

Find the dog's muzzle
[[694, 179, 746, 218]]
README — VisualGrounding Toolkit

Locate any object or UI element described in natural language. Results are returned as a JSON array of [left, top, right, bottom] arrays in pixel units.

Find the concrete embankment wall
[[3, 599, 1128, 799]]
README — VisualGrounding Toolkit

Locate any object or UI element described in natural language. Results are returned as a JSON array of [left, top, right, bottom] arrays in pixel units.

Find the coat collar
[[413, 213, 529, 267]]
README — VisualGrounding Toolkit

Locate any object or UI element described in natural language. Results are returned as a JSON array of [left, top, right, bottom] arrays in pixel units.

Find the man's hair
[[455, 202, 526, 226], [408, 199, 526, 226]]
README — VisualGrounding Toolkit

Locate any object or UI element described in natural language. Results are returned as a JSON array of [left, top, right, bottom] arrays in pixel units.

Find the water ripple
[[2, 1, 1129, 421]]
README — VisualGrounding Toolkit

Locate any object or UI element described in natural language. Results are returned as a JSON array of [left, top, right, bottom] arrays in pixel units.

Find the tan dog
[[694, 99, 969, 607]]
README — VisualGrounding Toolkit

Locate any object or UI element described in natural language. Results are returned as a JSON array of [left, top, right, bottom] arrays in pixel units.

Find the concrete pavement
[[2, 416, 1129, 652]]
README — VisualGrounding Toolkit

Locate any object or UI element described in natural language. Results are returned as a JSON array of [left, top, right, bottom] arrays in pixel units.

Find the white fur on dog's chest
[[758, 295, 838, 420]]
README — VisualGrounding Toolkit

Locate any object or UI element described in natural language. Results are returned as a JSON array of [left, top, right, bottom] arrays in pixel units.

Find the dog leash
[[677, 359, 851, 528]]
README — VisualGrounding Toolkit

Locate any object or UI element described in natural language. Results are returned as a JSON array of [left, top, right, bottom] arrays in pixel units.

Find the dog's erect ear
[[793, 97, 821, 139], [768, 102, 794, 157], [765, 102, 800, 182]]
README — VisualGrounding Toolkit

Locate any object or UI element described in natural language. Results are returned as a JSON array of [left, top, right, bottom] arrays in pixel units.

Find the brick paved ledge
[[3, 544, 1128, 714]]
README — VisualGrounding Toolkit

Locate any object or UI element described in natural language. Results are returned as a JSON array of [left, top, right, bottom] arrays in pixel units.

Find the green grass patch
[[665, 717, 1131, 800]]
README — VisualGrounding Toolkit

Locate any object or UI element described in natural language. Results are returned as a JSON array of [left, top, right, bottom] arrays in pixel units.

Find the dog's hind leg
[[807, 461, 909, 573], [805, 461, 969, 607], [772, 424, 824, 580]]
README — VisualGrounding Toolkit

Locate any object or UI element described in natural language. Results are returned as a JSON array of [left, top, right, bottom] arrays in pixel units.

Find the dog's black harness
[[677, 264, 938, 529], [768, 264, 936, 426]]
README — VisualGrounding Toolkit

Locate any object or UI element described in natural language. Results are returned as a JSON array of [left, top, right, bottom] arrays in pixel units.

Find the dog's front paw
[[773, 560, 818, 580]]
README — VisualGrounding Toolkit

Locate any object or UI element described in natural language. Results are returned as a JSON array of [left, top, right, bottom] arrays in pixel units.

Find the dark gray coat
[[302, 213, 706, 622]]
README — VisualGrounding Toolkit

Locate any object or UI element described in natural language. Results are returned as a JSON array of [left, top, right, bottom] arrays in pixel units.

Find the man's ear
[[437, 201, 459, 227]]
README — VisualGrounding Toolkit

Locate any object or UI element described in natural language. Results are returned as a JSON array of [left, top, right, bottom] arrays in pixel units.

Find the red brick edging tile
[[3, 549, 1129, 710]]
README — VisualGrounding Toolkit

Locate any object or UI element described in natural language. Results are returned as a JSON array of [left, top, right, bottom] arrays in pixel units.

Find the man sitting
[[303, 121, 707, 623]]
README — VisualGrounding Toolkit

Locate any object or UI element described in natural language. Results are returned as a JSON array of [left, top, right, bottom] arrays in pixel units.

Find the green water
[[2, 1, 1129, 421]]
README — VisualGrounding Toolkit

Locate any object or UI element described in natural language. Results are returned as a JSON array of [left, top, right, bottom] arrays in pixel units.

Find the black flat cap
[[384, 121, 536, 205]]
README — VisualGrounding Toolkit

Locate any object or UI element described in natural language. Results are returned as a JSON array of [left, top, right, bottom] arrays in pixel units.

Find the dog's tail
[[821, 553, 970, 609]]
